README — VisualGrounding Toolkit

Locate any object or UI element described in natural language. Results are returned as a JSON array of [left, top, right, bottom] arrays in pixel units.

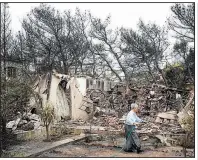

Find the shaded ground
[[37, 144, 193, 157], [2, 134, 76, 157], [2, 133, 194, 158]]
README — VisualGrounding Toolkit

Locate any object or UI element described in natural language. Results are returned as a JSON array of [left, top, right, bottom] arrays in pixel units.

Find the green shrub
[[164, 63, 185, 88], [180, 114, 194, 133], [41, 102, 54, 141]]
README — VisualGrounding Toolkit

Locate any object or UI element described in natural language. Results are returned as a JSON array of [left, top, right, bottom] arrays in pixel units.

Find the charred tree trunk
[[46, 125, 50, 141], [0, 3, 2, 156], [63, 62, 69, 75], [155, 60, 168, 86], [0, 4, 8, 155], [145, 61, 156, 83]]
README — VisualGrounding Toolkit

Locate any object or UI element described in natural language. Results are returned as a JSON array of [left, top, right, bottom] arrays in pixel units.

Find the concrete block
[[157, 112, 177, 120]]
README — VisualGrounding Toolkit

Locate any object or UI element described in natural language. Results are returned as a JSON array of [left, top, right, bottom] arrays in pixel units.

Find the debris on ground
[[6, 112, 42, 132], [4, 78, 194, 157]]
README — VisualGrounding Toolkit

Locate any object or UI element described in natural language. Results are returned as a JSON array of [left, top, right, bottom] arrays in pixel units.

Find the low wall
[[13, 126, 83, 141], [14, 127, 46, 141]]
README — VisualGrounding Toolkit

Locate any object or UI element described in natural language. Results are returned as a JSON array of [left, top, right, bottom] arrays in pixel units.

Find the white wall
[[33, 74, 99, 121], [76, 77, 87, 96], [56, 85, 70, 118], [48, 75, 70, 121], [70, 77, 90, 120]]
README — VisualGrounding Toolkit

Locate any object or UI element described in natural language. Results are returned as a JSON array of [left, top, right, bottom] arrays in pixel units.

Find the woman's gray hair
[[131, 103, 138, 109]]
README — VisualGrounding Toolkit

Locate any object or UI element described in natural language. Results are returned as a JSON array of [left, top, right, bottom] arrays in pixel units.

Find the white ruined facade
[[31, 71, 115, 121]]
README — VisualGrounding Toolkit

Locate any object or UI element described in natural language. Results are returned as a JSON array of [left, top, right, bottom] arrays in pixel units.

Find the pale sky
[[6, 2, 194, 75], [9, 3, 174, 33], [8, 2, 178, 67]]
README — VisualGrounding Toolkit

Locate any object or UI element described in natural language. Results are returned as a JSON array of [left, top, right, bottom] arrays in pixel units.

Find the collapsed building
[[6, 70, 194, 150], [6, 70, 118, 132], [27, 70, 117, 121]]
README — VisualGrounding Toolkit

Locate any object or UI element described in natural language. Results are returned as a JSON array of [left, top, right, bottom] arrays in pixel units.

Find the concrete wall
[[56, 85, 70, 118], [76, 77, 87, 96], [70, 77, 90, 121], [32, 75, 48, 112], [32, 74, 115, 122], [32, 74, 70, 121], [49, 75, 70, 121]]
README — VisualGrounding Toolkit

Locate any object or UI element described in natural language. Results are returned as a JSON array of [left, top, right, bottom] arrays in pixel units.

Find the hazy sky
[[8, 2, 178, 66], [9, 3, 174, 33], [6, 2, 193, 73]]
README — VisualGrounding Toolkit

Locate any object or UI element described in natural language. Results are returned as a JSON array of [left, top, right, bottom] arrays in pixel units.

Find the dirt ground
[[2, 134, 75, 157], [3, 134, 194, 158], [37, 144, 193, 157]]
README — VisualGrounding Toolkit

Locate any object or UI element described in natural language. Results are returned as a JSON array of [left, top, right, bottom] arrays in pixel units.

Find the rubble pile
[[137, 111, 186, 147], [70, 81, 193, 147], [86, 83, 136, 115], [92, 115, 122, 130], [6, 112, 41, 132], [155, 111, 178, 123], [136, 120, 184, 135], [85, 80, 190, 119], [139, 84, 182, 114]]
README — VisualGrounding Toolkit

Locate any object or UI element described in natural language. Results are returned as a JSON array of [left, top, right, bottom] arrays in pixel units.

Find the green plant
[[180, 114, 194, 133], [164, 63, 185, 88], [41, 102, 54, 141], [179, 114, 194, 157]]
